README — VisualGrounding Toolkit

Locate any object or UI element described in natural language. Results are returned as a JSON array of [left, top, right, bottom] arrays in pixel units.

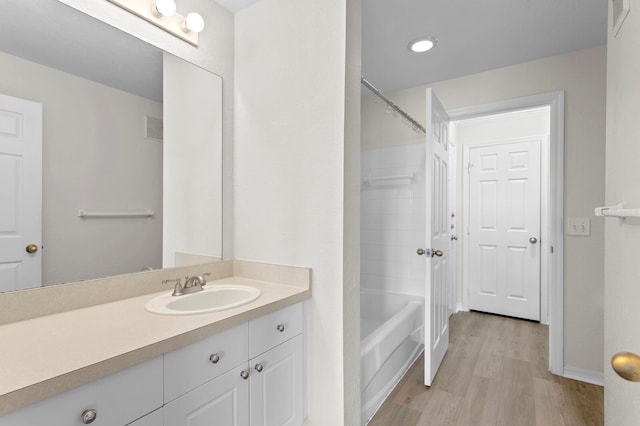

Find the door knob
[[529, 237, 538, 244], [417, 248, 426, 256], [612, 352, 640, 382], [26, 244, 38, 253], [432, 250, 443, 257]]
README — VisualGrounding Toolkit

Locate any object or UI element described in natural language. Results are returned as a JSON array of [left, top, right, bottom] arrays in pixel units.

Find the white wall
[[56, 0, 236, 258], [604, 2, 640, 424], [163, 53, 223, 266], [361, 144, 426, 297], [0, 50, 163, 285], [234, 0, 357, 424], [362, 46, 606, 375]]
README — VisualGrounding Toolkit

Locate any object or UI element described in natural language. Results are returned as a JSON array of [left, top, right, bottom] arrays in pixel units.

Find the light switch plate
[[567, 217, 590, 236]]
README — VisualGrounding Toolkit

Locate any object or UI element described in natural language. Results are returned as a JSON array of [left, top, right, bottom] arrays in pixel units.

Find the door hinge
[[550, 245, 554, 254], [466, 163, 474, 174]]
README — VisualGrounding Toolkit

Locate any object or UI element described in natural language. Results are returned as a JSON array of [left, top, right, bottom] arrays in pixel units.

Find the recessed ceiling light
[[409, 37, 438, 53]]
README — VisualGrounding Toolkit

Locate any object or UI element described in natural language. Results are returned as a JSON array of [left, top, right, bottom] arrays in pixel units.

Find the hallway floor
[[369, 311, 604, 426]]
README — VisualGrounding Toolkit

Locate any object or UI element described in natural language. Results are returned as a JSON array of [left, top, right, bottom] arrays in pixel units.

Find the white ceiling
[[5, 0, 606, 102], [363, 0, 608, 92], [218, 0, 607, 93]]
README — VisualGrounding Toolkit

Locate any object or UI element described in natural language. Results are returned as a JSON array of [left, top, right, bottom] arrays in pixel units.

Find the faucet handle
[[200, 272, 211, 286], [162, 278, 181, 286]]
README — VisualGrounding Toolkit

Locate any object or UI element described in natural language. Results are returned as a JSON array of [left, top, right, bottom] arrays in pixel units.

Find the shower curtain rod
[[360, 76, 426, 134]]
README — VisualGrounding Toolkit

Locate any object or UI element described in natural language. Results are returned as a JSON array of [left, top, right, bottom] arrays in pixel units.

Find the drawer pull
[[240, 370, 249, 380], [277, 324, 285, 332], [81, 409, 97, 424], [255, 363, 264, 372], [210, 353, 220, 364]]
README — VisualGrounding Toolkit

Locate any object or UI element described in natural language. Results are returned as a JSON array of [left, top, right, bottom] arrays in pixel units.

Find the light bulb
[[409, 37, 437, 53], [154, 0, 176, 17], [184, 12, 205, 33]]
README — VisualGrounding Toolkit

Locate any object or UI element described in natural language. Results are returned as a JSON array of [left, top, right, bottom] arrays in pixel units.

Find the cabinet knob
[[255, 363, 264, 373], [209, 353, 220, 364], [276, 324, 285, 332], [240, 370, 249, 380], [81, 409, 97, 424]]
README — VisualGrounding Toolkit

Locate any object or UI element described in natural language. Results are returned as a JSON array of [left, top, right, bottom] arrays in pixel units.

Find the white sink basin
[[145, 284, 261, 315]]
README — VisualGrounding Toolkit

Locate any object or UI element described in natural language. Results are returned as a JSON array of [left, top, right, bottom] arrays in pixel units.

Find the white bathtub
[[360, 290, 424, 424]]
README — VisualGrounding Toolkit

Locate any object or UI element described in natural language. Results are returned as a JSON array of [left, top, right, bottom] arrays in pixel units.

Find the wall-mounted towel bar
[[363, 173, 416, 186], [594, 204, 640, 219], [78, 209, 155, 218]]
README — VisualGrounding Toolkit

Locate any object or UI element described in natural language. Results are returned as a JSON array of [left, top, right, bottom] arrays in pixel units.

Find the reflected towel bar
[[363, 173, 416, 186], [594, 204, 640, 219], [78, 209, 154, 218]]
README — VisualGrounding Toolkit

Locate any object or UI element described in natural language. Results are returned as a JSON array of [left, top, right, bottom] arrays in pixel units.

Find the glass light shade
[[155, 0, 176, 17], [184, 12, 205, 33]]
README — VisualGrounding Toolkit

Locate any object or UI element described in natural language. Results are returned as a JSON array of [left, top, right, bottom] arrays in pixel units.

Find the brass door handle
[[26, 244, 38, 254], [612, 352, 640, 382], [417, 248, 426, 256], [432, 249, 443, 257]]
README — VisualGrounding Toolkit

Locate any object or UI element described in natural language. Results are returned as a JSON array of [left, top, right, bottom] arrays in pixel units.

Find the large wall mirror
[[0, 0, 223, 293]]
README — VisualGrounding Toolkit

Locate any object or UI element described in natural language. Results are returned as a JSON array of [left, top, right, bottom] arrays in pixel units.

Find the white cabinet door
[[250, 335, 303, 426], [164, 365, 250, 426]]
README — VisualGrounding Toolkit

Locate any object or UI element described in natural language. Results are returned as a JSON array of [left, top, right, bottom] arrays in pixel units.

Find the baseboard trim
[[563, 366, 604, 387], [456, 303, 469, 313]]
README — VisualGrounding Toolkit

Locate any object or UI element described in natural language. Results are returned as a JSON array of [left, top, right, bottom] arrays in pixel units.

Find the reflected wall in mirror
[[0, 0, 222, 293]]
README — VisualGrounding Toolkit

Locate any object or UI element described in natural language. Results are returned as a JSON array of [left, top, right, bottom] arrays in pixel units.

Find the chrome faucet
[[164, 273, 211, 296]]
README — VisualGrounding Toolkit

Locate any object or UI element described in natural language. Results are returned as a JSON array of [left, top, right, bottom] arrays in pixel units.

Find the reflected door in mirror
[[0, 93, 42, 291]]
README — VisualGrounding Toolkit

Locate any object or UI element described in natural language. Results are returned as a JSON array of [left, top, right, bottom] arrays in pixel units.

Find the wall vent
[[144, 116, 163, 141]]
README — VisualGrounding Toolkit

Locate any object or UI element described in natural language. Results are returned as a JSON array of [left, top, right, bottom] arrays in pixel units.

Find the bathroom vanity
[[0, 261, 310, 425]]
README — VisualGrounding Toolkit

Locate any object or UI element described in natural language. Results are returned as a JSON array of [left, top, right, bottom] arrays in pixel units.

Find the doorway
[[447, 92, 565, 375]]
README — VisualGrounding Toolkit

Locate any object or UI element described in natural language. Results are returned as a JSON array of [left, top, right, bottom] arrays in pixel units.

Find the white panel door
[[423, 88, 450, 386], [0, 93, 42, 292], [468, 139, 541, 321]]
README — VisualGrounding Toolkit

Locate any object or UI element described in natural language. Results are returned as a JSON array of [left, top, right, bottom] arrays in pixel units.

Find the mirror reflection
[[0, 0, 222, 293]]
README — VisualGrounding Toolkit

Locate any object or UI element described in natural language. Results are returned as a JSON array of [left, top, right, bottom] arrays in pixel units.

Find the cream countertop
[[0, 275, 310, 416]]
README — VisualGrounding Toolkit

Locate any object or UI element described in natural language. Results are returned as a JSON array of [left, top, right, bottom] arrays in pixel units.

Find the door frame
[[462, 136, 547, 322], [447, 91, 565, 376]]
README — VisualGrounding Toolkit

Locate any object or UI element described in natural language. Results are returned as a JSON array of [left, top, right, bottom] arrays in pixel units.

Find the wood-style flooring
[[369, 311, 603, 426]]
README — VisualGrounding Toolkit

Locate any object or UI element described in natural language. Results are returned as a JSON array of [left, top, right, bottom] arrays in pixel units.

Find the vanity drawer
[[249, 302, 302, 358], [0, 356, 163, 426], [164, 322, 248, 402]]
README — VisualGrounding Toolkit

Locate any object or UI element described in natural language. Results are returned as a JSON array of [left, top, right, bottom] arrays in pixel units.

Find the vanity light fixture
[[152, 0, 177, 17], [409, 36, 438, 53], [184, 12, 205, 33], [107, 0, 204, 47]]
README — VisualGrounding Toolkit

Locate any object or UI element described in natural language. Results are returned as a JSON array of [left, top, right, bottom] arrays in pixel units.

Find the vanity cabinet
[[0, 356, 163, 426], [0, 303, 304, 426], [164, 302, 304, 426]]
